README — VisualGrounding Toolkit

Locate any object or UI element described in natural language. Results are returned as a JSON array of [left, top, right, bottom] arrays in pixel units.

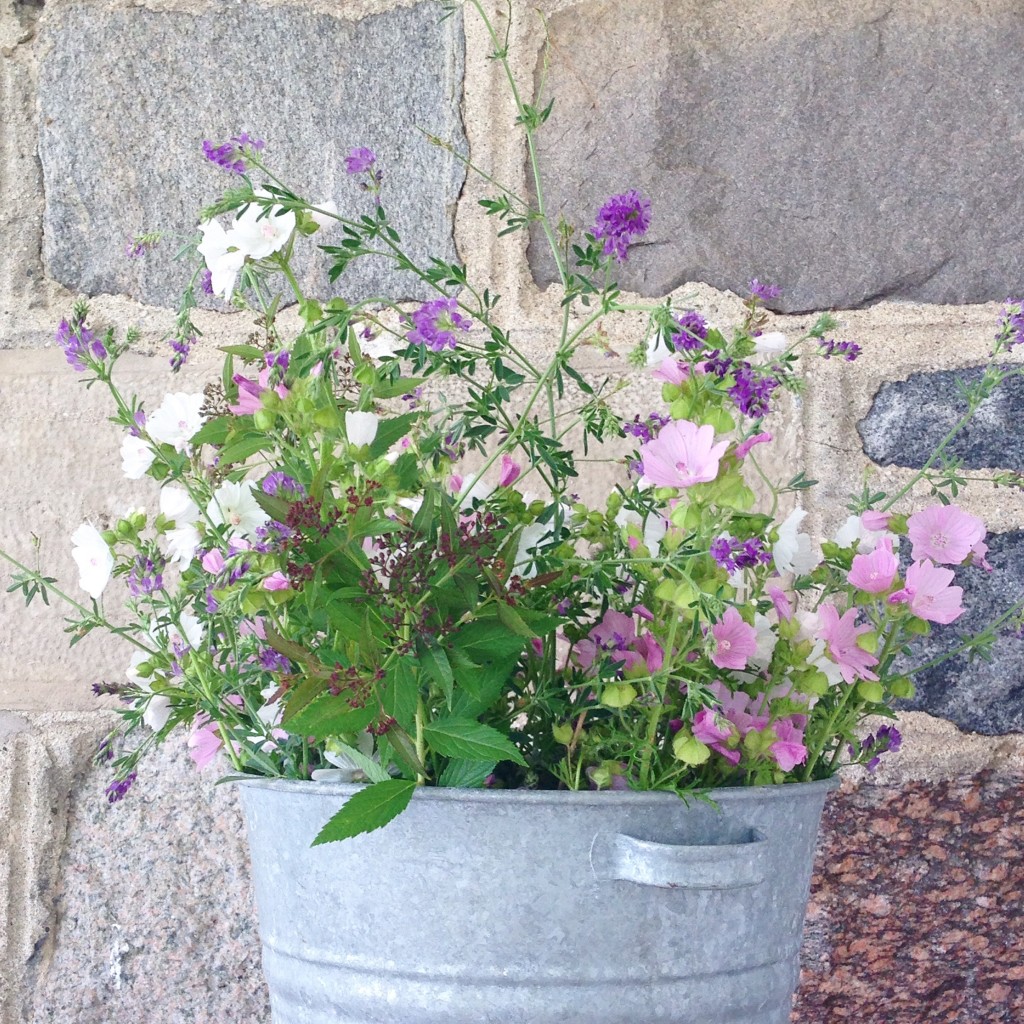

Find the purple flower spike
[[55, 319, 104, 372], [345, 147, 377, 175], [818, 339, 862, 361], [672, 310, 708, 351], [749, 278, 782, 302], [591, 190, 652, 262], [105, 771, 138, 804]]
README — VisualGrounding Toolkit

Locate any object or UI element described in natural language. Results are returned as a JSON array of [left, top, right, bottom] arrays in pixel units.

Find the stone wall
[[1, 1, 1022, 1022]]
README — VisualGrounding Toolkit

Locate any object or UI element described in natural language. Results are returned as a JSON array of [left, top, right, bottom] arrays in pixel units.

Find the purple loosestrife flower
[[259, 647, 291, 673], [749, 278, 782, 302], [591, 190, 652, 262], [671, 310, 708, 351], [995, 299, 1024, 351], [818, 339, 862, 361], [55, 319, 106, 372], [262, 472, 305, 499], [202, 133, 265, 175], [105, 771, 138, 804], [345, 147, 377, 174], [199, 269, 214, 296], [729, 363, 780, 418], [169, 336, 193, 372], [703, 351, 733, 378], [127, 556, 165, 597], [623, 412, 670, 445], [406, 297, 473, 352], [710, 535, 772, 572]]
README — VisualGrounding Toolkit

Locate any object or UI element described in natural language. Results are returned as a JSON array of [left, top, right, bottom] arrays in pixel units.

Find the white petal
[[71, 523, 113, 599], [345, 410, 379, 447], [120, 434, 155, 480]]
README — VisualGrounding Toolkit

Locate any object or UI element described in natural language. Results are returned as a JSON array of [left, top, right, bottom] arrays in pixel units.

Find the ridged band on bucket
[[239, 778, 837, 1024]]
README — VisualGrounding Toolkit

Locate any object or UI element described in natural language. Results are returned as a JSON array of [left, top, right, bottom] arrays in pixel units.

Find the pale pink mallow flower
[[639, 419, 729, 489], [709, 607, 758, 670], [693, 708, 740, 765], [860, 510, 891, 532], [817, 603, 879, 683], [708, 681, 769, 739], [229, 368, 288, 416], [734, 432, 772, 460], [907, 504, 985, 565], [768, 586, 794, 622], [651, 358, 691, 385], [262, 572, 291, 591], [847, 536, 899, 593], [498, 454, 522, 487], [188, 720, 223, 770], [768, 718, 808, 772], [890, 559, 965, 625]]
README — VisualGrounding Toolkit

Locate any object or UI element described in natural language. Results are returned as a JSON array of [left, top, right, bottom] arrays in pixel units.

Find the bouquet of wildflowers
[[6, 1, 1023, 842]]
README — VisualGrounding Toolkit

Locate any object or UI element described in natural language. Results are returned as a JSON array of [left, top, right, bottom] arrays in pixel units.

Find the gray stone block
[[528, 0, 1024, 312], [38, 2, 465, 308], [899, 531, 1024, 735], [859, 366, 1024, 471]]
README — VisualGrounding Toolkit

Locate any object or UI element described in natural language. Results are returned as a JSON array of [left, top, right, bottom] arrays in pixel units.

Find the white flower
[[230, 191, 296, 260], [458, 478, 494, 509], [833, 514, 897, 555], [147, 393, 205, 453], [614, 508, 668, 557], [149, 611, 204, 654], [159, 486, 200, 525], [143, 692, 172, 732], [309, 200, 339, 230], [197, 219, 245, 300], [71, 523, 113, 600], [645, 330, 674, 364], [345, 410, 379, 447], [358, 331, 406, 361], [750, 613, 778, 669], [807, 638, 846, 688], [121, 434, 155, 479], [207, 480, 269, 540], [754, 331, 788, 355], [773, 507, 819, 574], [165, 525, 202, 567]]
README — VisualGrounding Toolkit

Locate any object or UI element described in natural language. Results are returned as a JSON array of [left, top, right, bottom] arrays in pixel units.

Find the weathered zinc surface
[[529, 0, 1024, 312], [37, 2, 466, 308]]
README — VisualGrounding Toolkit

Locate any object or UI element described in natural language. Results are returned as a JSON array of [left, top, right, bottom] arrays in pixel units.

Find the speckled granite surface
[[793, 770, 1024, 1023]]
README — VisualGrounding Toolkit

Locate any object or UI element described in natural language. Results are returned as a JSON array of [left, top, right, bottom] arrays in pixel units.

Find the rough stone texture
[[2, 713, 266, 1024], [38, 2, 466, 308], [793, 771, 1024, 1023], [859, 365, 1024, 471], [529, 0, 1024, 312], [896, 530, 1024, 735]]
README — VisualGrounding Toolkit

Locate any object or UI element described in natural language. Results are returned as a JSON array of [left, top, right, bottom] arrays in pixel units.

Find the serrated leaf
[[381, 658, 419, 732], [311, 779, 416, 845], [419, 642, 454, 705], [283, 694, 377, 738], [219, 434, 272, 464], [189, 417, 231, 447], [368, 412, 418, 459], [328, 740, 391, 783], [422, 719, 526, 766], [437, 758, 497, 788]]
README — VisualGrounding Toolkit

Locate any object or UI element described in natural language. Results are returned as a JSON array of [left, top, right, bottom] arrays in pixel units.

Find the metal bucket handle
[[590, 829, 767, 890]]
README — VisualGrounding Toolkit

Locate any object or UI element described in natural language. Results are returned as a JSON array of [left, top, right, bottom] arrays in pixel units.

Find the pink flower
[[709, 607, 758, 670], [693, 707, 741, 765], [734, 432, 772, 460], [201, 549, 225, 574], [768, 586, 793, 621], [228, 368, 289, 416], [769, 718, 808, 772], [708, 681, 768, 742], [847, 536, 899, 593], [860, 510, 890, 532], [907, 504, 985, 565], [262, 572, 290, 591], [651, 358, 690, 385], [498, 454, 522, 487], [634, 633, 664, 674], [639, 419, 729, 489], [575, 609, 637, 671], [818, 603, 879, 683], [899, 559, 965, 624], [188, 720, 223, 770], [448, 474, 464, 494], [969, 537, 993, 572]]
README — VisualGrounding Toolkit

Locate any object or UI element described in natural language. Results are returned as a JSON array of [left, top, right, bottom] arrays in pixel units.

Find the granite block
[[37, 2, 465, 307], [529, 0, 1024, 312]]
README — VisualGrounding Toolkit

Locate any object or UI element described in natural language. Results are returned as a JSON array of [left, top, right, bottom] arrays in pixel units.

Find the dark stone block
[[528, 0, 1024, 312], [898, 531, 1024, 735], [859, 366, 1024, 471]]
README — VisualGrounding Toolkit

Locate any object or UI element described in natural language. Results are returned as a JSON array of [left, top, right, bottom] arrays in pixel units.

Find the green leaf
[[218, 344, 266, 360], [368, 412, 418, 459], [311, 779, 416, 845], [437, 758, 497, 788], [328, 741, 391, 783], [419, 642, 454, 705], [283, 695, 377, 738], [422, 719, 527, 766], [219, 433, 272, 465], [189, 417, 231, 447], [382, 658, 419, 731]]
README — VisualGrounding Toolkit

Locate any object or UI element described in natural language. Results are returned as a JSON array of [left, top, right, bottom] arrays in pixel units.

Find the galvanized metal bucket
[[239, 777, 837, 1024]]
